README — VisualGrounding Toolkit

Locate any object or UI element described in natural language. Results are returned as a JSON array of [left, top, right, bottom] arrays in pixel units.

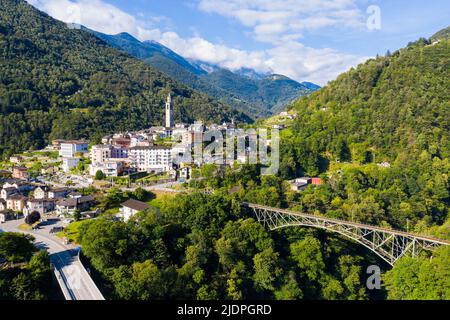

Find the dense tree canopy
[[0, 233, 54, 300], [76, 193, 383, 300], [384, 246, 450, 300], [276, 33, 449, 234]]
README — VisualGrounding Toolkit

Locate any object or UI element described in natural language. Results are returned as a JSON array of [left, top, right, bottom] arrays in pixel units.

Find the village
[[0, 94, 321, 227]]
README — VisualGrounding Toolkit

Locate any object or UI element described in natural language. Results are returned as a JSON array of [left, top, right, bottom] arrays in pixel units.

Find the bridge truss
[[245, 203, 450, 266]]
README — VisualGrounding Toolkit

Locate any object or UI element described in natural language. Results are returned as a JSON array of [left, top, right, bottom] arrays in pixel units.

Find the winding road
[[0, 219, 104, 300]]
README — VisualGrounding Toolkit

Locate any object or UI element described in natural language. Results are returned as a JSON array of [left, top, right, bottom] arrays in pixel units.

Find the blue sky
[[27, 0, 449, 85]]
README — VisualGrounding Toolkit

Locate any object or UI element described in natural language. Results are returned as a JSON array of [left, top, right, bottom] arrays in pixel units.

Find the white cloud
[[198, 0, 366, 45], [26, 0, 369, 85], [157, 33, 367, 86], [27, 0, 163, 40], [158, 32, 271, 73], [265, 42, 368, 85]]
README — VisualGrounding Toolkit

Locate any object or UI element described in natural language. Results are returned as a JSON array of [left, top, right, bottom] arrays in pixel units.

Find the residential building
[[55, 195, 94, 216], [174, 123, 187, 129], [89, 160, 125, 177], [289, 181, 308, 192], [55, 198, 77, 215], [12, 166, 28, 180], [23, 199, 56, 216], [3, 181, 32, 193], [90, 145, 128, 163], [189, 121, 205, 133], [6, 195, 27, 212], [129, 146, 172, 173], [130, 134, 153, 147], [288, 177, 322, 191], [1, 187, 18, 200], [171, 128, 187, 142], [288, 178, 311, 192], [296, 177, 312, 185], [181, 131, 196, 145], [51, 139, 66, 150], [112, 137, 131, 149], [101, 136, 112, 144], [33, 186, 50, 199], [59, 140, 88, 158], [68, 191, 82, 199], [118, 199, 150, 222], [48, 188, 69, 199], [62, 157, 80, 173]]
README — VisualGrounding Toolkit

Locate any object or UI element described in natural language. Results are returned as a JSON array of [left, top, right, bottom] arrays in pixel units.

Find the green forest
[[0, 0, 448, 301], [0, 0, 249, 159], [71, 167, 450, 300], [277, 32, 449, 237], [0, 232, 56, 299], [1, 165, 448, 300]]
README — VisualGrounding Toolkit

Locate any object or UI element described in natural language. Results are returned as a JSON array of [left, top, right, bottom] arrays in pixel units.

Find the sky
[[26, 0, 450, 85]]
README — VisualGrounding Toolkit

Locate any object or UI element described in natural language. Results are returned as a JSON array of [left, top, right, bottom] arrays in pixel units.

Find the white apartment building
[[129, 146, 172, 173], [59, 140, 88, 158]]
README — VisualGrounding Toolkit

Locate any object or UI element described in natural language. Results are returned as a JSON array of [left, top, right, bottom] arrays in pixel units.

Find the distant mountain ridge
[[0, 0, 249, 158], [88, 30, 320, 117]]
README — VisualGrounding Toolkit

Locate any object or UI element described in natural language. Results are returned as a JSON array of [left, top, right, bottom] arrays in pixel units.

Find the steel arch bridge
[[244, 203, 450, 266]]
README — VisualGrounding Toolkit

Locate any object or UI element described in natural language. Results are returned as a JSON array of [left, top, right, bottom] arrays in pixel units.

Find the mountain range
[[88, 30, 320, 117], [0, 0, 250, 158]]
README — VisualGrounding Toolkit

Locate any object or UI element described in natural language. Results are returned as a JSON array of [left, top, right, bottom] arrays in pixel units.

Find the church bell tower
[[165, 93, 173, 128]]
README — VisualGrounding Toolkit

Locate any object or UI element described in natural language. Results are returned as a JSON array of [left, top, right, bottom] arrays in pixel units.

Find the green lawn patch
[[56, 220, 92, 244]]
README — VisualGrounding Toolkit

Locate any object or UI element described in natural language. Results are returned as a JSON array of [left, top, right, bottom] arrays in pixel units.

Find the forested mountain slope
[[280, 28, 449, 234], [0, 0, 249, 158]]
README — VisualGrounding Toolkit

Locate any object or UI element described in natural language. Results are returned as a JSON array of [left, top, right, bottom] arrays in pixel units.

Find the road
[[0, 219, 105, 300]]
